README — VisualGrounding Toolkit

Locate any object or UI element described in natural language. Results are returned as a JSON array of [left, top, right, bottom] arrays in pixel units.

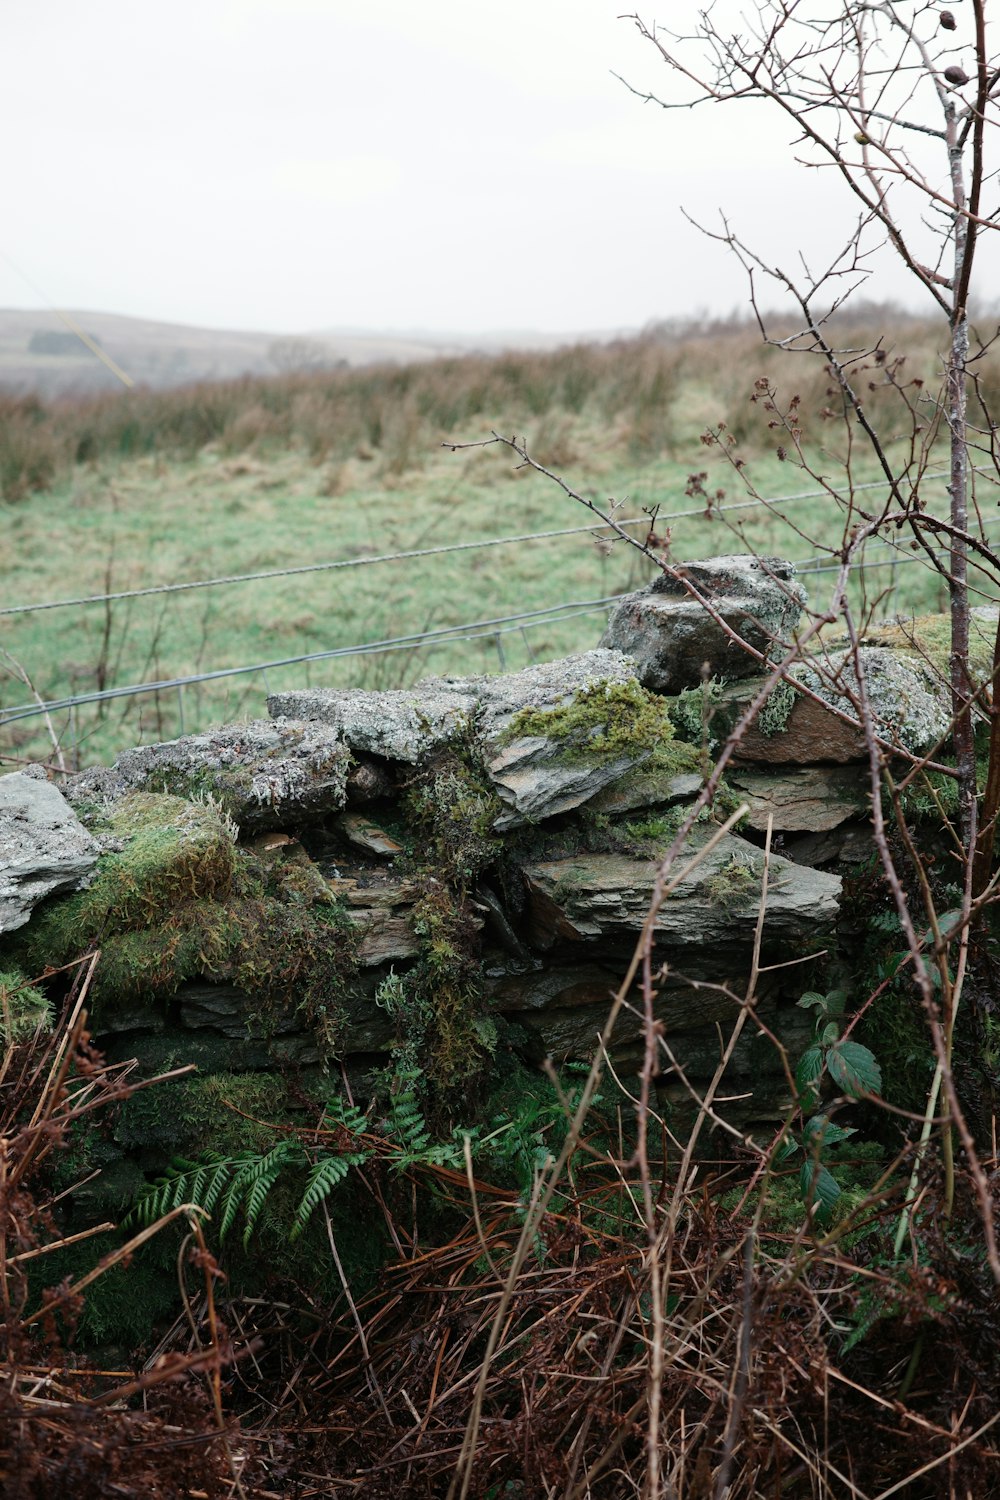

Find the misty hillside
[[0, 309, 617, 397]]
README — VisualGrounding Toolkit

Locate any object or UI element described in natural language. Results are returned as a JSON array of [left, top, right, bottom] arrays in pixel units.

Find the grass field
[[1, 314, 988, 770]]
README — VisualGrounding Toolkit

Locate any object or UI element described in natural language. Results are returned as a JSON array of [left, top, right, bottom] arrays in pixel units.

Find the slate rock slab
[[66, 719, 351, 831], [521, 831, 841, 952], [0, 772, 100, 933], [726, 765, 869, 833], [268, 650, 637, 761], [270, 650, 659, 828], [600, 555, 805, 695]]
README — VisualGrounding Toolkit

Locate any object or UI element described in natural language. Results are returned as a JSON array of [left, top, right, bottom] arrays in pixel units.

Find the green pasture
[[0, 383, 969, 770]]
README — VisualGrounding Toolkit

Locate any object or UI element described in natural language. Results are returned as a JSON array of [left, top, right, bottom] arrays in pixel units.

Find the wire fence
[[0, 467, 992, 752]]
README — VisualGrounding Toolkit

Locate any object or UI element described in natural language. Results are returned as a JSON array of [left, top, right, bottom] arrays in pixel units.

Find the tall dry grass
[[0, 306, 969, 503]]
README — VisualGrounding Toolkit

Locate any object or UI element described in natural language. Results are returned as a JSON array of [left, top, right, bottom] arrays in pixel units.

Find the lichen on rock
[[65, 718, 352, 831], [791, 647, 951, 754], [11, 791, 360, 1054]]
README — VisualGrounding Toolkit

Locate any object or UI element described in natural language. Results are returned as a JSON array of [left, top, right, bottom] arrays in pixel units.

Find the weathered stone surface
[[718, 678, 867, 764], [268, 650, 638, 765], [521, 832, 841, 952], [512, 987, 813, 1077], [488, 736, 639, 829], [489, 963, 746, 1033], [726, 766, 869, 833], [335, 813, 404, 858], [0, 772, 100, 933], [65, 719, 351, 831], [587, 769, 703, 817], [780, 821, 875, 869], [266, 684, 476, 762], [331, 877, 416, 909], [794, 648, 951, 754], [720, 647, 954, 764], [353, 909, 421, 966], [600, 555, 805, 695]]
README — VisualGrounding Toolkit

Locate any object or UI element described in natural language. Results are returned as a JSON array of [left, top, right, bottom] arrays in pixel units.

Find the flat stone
[[0, 772, 100, 933], [66, 719, 351, 831], [488, 737, 641, 830], [353, 909, 421, 965], [717, 679, 868, 764], [335, 878, 416, 909], [600, 555, 805, 695], [489, 963, 749, 1033], [269, 650, 639, 769], [780, 821, 874, 869], [521, 831, 841, 952], [587, 769, 704, 817], [335, 813, 404, 858], [794, 648, 951, 755], [726, 766, 869, 833], [266, 684, 477, 762]]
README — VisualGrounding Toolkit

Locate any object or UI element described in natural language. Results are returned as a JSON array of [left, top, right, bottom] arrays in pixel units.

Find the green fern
[[292, 1152, 366, 1239], [322, 1096, 370, 1137]]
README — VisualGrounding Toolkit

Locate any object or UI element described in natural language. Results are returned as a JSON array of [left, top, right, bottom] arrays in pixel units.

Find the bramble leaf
[[795, 1044, 825, 1104], [803, 1113, 856, 1150], [827, 1040, 882, 1098], [799, 1160, 842, 1221]]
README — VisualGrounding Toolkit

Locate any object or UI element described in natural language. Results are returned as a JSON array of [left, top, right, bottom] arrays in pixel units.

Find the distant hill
[[0, 309, 626, 398]]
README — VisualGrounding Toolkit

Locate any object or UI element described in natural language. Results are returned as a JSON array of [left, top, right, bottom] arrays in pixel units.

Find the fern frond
[[241, 1142, 302, 1245], [291, 1151, 366, 1240], [323, 1096, 370, 1137]]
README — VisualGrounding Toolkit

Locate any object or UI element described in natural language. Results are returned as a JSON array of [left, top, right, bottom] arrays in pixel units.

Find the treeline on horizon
[[0, 301, 991, 503]]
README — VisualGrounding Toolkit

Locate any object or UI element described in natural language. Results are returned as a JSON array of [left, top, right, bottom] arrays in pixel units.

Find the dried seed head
[[944, 64, 970, 85], [940, 9, 957, 30]]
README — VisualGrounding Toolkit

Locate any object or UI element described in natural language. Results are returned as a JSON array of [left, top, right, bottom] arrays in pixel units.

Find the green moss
[[0, 967, 52, 1045], [12, 791, 359, 1059], [756, 678, 797, 737], [502, 679, 693, 775], [704, 853, 760, 909], [666, 680, 723, 747], [144, 761, 255, 818], [114, 1069, 304, 1158], [403, 756, 502, 885], [375, 881, 490, 1094], [863, 611, 996, 682], [15, 793, 235, 969]]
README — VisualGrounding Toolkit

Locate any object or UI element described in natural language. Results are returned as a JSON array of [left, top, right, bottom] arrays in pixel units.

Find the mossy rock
[[490, 680, 702, 828], [8, 791, 360, 1055], [860, 609, 997, 684], [0, 966, 52, 1045]]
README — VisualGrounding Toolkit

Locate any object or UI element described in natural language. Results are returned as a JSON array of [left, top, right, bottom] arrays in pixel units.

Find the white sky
[[0, 0, 955, 336]]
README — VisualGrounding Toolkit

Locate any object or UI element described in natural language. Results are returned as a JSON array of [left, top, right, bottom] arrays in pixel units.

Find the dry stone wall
[[1, 556, 960, 1157]]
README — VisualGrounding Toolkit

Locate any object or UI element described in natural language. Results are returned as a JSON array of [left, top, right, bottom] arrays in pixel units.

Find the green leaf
[[795, 1045, 825, 1104], [824, 989, 849, 1017], [803, 1114, 857, 1150], [775, 1135, 801, 1163], [797, 991, 827, 1013], [292, 1153, 365, 1240], [827, 1040, 882, 1098], [820, 1021, 841, 1045], [799, 1160, 842, 1221]]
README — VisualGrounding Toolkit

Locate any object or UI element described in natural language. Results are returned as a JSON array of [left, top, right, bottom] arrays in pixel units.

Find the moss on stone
[[665, 680, 724, 747], [756, 679, 798, 737], [863, 610, 996, 682], [704, 853, 761, 910], [375, 880, 490, 1094], [0, 967, 52, 1046], [402, 757, 502, 887], [502, 679, 692, 774], [12, 791, 359, 1059]]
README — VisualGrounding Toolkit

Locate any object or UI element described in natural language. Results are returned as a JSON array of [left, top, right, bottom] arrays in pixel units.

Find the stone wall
[[1, 556, 964, 1174]]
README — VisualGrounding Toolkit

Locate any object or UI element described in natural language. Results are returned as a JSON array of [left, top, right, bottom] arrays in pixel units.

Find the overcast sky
[[0, 0, 958, 337]]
